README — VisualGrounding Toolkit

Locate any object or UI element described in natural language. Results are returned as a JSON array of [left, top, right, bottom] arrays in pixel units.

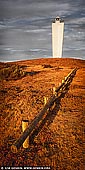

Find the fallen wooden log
[[11, 94, 57, 153]]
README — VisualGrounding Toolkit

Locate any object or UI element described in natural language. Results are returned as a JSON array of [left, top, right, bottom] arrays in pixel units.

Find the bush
[[0, 64, 27, 80]]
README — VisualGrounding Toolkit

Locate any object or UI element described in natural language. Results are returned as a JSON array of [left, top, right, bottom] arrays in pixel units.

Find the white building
[[52, 16, 64, 58]]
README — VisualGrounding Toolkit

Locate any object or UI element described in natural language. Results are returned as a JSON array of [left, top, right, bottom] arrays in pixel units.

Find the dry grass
[[0, 58, 85, 169]]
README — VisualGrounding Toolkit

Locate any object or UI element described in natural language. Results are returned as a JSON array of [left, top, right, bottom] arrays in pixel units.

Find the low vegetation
[[0, 65, 27, 80]]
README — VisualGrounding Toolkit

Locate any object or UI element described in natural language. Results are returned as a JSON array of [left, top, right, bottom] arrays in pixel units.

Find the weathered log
[[11, 94, 56, 153], [55, 68, 77, 93]]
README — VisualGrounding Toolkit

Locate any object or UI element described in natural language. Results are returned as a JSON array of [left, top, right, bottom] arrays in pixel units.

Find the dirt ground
[[0, 58, 85, 170]]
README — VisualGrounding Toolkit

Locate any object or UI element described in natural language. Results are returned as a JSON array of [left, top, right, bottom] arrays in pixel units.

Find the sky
[[0, 0, 85, 62]]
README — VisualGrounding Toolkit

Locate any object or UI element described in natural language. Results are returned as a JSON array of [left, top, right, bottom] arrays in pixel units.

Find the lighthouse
[[52, 16, 64, 58]]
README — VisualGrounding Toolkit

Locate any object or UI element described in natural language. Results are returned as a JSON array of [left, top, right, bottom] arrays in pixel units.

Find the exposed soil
[[0, 58, 85, 170]]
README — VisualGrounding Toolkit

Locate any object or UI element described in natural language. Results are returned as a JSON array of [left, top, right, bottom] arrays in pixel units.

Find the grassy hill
[[0, 58, 85, 169]]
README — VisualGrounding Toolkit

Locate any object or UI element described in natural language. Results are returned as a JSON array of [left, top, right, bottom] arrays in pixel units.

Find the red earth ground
[[0, 58, 85, 170]]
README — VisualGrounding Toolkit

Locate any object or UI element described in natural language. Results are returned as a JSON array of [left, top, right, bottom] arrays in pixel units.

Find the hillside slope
[[0, 58, 85, 169]]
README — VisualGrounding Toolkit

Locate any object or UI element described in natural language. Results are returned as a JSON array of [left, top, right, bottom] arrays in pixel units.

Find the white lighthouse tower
[[52, 16, 64, 58]]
